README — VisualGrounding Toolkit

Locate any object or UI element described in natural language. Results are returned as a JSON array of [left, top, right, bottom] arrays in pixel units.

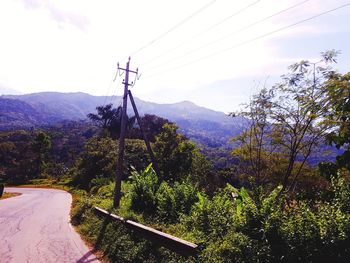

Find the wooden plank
[[94, 207, 125, 221], [94, 206, 198, 256], [125, 219, 198, 256]]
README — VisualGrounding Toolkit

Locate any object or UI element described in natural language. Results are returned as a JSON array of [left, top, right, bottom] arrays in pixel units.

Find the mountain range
[[0, 91, 340, 165], [0, 92, 245, 147]]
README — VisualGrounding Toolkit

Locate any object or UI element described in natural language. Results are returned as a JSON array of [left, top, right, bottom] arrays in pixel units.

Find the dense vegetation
[[1, 51, 350, 262]]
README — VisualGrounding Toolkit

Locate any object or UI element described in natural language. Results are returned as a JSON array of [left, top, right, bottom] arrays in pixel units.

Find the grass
[[0, 192, 22, 200], [69, 181, 197, 262], [8, 178, 71, 191]]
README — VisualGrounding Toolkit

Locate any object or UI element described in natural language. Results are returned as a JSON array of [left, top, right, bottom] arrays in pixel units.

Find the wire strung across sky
[[141, 0, 263, 67], [142, 2, 350, 80], [143, 0, 312, 72], [119, 0, 217, 63]]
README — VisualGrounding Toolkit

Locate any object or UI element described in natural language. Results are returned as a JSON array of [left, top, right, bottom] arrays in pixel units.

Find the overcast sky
[[1, 0, 349, 112]]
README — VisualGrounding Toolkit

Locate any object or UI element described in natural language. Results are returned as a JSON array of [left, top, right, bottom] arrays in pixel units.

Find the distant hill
[[0, 91, 340, 165], [1, 92, 244, 147]]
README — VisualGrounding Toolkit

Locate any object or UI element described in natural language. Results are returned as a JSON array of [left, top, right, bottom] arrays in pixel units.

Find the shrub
[[71, 196, 93, 226], [186, 186, 235, 241], [90, 176, 113, 194], [130, 164, 159, 214], [201, 231, 257, 263], [156, 181, 199, 223], [156, 182, 177, 222]]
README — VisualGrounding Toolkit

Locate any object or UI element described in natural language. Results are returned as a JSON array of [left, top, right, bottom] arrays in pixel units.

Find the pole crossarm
[[118, 67, 138, 74]]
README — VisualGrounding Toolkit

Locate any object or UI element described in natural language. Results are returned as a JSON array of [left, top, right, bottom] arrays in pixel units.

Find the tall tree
[[32, 131, 51, 177], [88, 104, 135, 139], [272, 50, 338, 191], [231, 88, 278, 187], [129, 114, 171, 142], [233, 50, 338, 192], [320, 71, 350, 170], [87, 104, 118, 128], [154, 123, 196, 182]]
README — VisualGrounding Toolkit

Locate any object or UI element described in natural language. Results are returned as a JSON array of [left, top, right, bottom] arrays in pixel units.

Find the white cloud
[[19, 0, 90, 30]]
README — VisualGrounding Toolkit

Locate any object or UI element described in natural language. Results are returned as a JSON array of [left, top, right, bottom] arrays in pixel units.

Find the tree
[[129, 114, 171, 142], [154, 123, 196, 182], [32, 131, 51, 177], [233, 51, 338, 192], [72, 136, 117, 189], [272, 50, 338, 191], [88, 104, 117, 128], [88, 104, 135, 139], [320, 71, 350, 170], [231, 88, 278, 187]]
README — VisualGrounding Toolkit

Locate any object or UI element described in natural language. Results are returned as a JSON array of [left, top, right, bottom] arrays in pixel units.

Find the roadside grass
[[0, 192, 22, 200], [70, 181, 197, 263], [7, 178, 71, 191]]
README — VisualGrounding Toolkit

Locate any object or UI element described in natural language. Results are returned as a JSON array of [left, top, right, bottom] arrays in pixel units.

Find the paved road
[[0, 187, 100, 263]]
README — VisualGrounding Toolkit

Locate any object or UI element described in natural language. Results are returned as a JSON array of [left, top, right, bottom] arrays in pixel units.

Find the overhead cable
[[142, 0, 263, 67], [143, 2, 350, 80], [145, 0, 312, 72], [120, 0, 217, 62]]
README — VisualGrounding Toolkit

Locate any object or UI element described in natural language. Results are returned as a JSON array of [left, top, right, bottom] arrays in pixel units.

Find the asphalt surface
[[0, 187, 100, 263]]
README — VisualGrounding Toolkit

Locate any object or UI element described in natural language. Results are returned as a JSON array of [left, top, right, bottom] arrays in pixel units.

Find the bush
[[130, 164, 159, 214], [201, 231, 257, 263], [156, 181, 198, 223], [71, 196, 93, 226], [186, 186, 236, 241], [90, 176, 112, 194], [72, 192, 195, 262]]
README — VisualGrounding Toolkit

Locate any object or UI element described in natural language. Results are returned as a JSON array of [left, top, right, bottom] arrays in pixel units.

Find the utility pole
[[114, 57, 134, 207], [113, 57, 157, 208], [128, 89, 159, 174]]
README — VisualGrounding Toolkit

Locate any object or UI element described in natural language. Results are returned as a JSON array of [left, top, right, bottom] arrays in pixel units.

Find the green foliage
[[71, 195, 93, 226], [130, 164, 159, 214], [70, 170, 350, 263], [90, 177, 113, 194], [189, 149, 215, 191], [319, 161, 339, 181], [88, 104, 136, 139], [71, 136, 117, 190], [187, 186, 235, 241], [154, 123, 196, 182], [129, 114, 171, 142], [232, 51, 340, 192], [321, 72, 350, 170], [332, 175, 350, 213], [129, 164, 199, 222], [156, 181, 198, 223], [72, 194, 193, 263], [125, 139, 150, 174], [201, 231, 257, 263]]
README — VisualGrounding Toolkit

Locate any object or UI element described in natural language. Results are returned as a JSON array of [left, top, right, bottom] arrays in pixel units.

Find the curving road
[[0, 187, 100, 263]]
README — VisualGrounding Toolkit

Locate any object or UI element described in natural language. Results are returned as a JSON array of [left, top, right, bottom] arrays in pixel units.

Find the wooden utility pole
[[128, 90, 159, 174], [114, 57, 134, 207], [113, 57, 157, 208]]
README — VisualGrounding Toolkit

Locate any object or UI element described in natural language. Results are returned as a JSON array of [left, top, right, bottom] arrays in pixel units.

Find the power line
[[144, 0, 312, 72], [102, 67, 124, 108], [141, 0, 263, 67], [120, 0, 217, 62], [143, 2, 350, 80]]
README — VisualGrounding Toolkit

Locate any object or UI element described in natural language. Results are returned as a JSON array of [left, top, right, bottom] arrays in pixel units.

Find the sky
[[0, 0, 350, 113]]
